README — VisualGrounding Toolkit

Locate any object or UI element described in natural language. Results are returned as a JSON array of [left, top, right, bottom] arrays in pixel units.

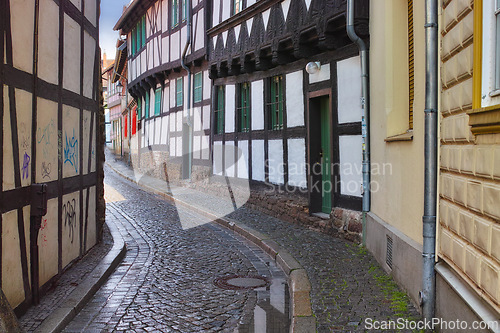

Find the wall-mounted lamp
[[305, 61, 321, 74]]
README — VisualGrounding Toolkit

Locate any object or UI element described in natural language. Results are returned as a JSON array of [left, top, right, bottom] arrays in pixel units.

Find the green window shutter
[[216, 86, 225, 134], [182, 0, 187, 22], [137, 98, 142, 119], [137, 24, 141, 51], [238, 83, 250, 132], [269, 76, 283, 130], [155, 87, 162, 116], [193, 72, 202, 103], [172, 0, 179, 27], [145, 91, 150, 118], [142, 16, 146, 47], [176, 77, 183, 106]]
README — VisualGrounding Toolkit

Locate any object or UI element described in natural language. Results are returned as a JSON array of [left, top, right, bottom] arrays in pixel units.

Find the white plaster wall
[[337, 56, 363, 124], [251, 80, 264, 130], [163, 84, 169, 114], [201, 135, 209, 159], [213, 0, 221, 27], [309, 63, 330, 84], [193, 136, 201, 159], [162, 0, 168, 31], [237, 141, 249, 179], [38, 0, 59, 85], [224, 142, 236, 177], [287, 138, 307, 188], [148, 121, 155, 146], [63, 14, 81, 94], [161, 115, 169, 145], [339, 135, 362, 197], [225, 85, 236, 133], [10, 1, 34, 72], [286, 71, 305, 127], [154, 118, 161, 145], [195, 9, 205, 51], [194, 106, 202, 131], [176, 110, 183, 132], [162, 36, 170, 64], [83, 32, 95, 99], [176, 135, 183, 156], [268, 140, 284, 185], [213, 141, 223, 175], [203, 105, 211, 130], [222, 0, 230, 22], [84, 0, 97, 26], [36, 98, 58, 183], [252, 140, 265, 182], [170, 111, 176, 131], [203, 70, 211, 100], [170, 80, 176, 109], [181, 26, 188, 56], [247, 0, 257, 7], [170, 137, 176, 156]]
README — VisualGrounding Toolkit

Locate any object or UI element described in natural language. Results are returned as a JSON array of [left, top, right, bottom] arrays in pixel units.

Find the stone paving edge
[[34, 215, 127, 333], [106, 161, 317, 333]]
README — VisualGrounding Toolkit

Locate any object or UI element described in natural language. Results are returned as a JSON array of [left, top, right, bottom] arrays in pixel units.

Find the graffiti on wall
[[64, 130, 78, 173], [63, 199, 76, 243], [41, 162, 52, 179], [20, 122, 31, 150], [22, 152, 30, 180], [37, 119, 56, 157]]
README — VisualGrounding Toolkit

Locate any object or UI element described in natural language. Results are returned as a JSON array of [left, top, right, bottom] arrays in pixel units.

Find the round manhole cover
[[214, 274, 270, 290]]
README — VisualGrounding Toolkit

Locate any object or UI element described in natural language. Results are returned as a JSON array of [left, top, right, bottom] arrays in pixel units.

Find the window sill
[[489, 89, 500, 97], [467, 105, 500, 135], [384, 131, 414, 142]]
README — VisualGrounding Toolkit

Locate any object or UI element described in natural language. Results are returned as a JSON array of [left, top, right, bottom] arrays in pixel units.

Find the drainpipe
[[421, 0, 438, 324], [346, 0, 370, 245], [181, 0, 193, 179]]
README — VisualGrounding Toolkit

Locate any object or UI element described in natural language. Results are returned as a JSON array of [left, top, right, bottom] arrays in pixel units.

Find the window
[[408, 0, 414, 130], [172, 0, 179, 27], [129, 15, 146, 56], [182, 0, 187, 22], [232, 0, 243, 15], [155, 87, 162, 116], [145, 90, 150, 118], [215, 86, 225, 134], [237, 82, 250, 132], [142, 16, 146, 47], [268, 75, 284, 130], [193, 72, 203, 103], [496, 0, 500, 90], [137, 98, 142, 119], [176, 77, 183, 107]]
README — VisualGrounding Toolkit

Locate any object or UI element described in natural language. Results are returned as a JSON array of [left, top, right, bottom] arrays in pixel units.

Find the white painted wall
[[212, 0, 221, 27], [161, 115, 169, 145], [339, 135, 362, 197], [203, 70, 211, 100], [337, 56, 363, 124], [286, 71, 304, 127], [213, 141, 223, 175], [193, 136, 201, 159], [221, 0, 230, 22], [170, 137, 176, 156], [201, 135, 209, 159], [309, 63, 330, 84], [268, 139, 284, 184], [287, 138, 306, 187], [38, 0, 59, 85], [162, 36, 169, 64], [203, 105, 211, 130], [225, 84, 236, 133], [251, 80, 264, 130], [154, 118, 161, 145], [194, 9, 205, 51], [171, 31, 180, 61], [63, 15, 81, 94], [224, 142, 236, 177], [252, 140, 265, 181], [237, 141, 249, 179]]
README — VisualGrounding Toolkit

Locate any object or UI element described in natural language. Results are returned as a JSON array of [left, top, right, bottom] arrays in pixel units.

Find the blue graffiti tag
[[22, 152, 30, 180], [64, 130, 78, 173]]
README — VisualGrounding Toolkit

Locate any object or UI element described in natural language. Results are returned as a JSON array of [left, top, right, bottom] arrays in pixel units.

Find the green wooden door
[[320, 97, 332, 213]]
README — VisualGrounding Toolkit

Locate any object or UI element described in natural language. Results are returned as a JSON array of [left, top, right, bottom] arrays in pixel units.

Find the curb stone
[[34, 217, 127, 333], [106, 161, 317, 332]]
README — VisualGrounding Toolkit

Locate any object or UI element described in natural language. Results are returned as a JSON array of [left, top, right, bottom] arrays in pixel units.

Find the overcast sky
[[99, 0, 131, 59]]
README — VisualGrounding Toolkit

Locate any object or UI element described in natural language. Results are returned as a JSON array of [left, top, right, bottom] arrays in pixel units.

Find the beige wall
[[369, 0, 426, 245], [439, 0, 500, 312]]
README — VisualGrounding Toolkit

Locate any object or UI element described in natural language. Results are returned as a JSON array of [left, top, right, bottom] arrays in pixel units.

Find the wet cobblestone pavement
[[62, 168, 289, 332], [19, 224, 113, 332]]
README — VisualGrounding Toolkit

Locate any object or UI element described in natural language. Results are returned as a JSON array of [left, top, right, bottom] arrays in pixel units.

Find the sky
[[99, 0, 131, 60]]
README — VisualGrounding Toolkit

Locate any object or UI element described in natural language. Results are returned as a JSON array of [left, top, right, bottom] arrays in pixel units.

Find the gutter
[[346, 0, 370, 245], [181, 0, 193, 179], [421, 0, 438, 325]]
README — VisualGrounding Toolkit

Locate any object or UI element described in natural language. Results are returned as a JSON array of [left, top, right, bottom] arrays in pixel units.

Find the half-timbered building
[[115, 0, 212, 181], [1, 0, 103, 313], [208, 0, 369, 232]]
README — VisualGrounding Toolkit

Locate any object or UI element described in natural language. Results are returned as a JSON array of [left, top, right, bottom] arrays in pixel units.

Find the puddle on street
[[236, 278, 290, 332]]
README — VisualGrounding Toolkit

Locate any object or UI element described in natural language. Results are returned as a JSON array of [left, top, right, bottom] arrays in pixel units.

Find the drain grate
[[386, 235, 393, 269], [214, 274, 270, 290]]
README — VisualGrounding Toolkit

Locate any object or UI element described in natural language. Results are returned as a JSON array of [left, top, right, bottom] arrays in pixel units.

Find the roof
[[112, 40, 128, 83], [114, 0, 155, 34]]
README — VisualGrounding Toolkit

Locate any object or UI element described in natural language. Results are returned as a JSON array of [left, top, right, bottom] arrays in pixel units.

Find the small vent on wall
[[386, 235, 393, 269]]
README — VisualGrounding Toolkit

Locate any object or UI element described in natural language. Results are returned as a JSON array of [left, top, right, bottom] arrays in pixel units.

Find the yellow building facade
[[438, 0, 500, 322]]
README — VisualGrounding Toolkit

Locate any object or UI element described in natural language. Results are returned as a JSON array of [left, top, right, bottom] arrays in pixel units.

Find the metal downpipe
[[422, 0, 438, 324], [181, 0, 192, 179], [346, 0, 370, 245]]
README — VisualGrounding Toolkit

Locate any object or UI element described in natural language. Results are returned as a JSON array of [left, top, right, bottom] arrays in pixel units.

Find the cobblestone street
[[63, 168, 289, 332]]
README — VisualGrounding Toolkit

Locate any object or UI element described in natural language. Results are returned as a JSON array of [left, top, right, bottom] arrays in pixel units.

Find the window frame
[[237, 82, 251, 132], [182, 0, 187, 22], [215, 86, 225, 134], [193, 72, 203, 103], [176, 77, 184, 107], [137, 98, 142, 119], [145, 90, 150, 119], [268, 75, 284, 131], [232, 0, 243, 15], [172, 0, 179, 28], [495, 1, 500, 90]]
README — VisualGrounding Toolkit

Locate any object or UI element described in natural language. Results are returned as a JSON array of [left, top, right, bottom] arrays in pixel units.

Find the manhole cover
[[214, 274, 270, 290]]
